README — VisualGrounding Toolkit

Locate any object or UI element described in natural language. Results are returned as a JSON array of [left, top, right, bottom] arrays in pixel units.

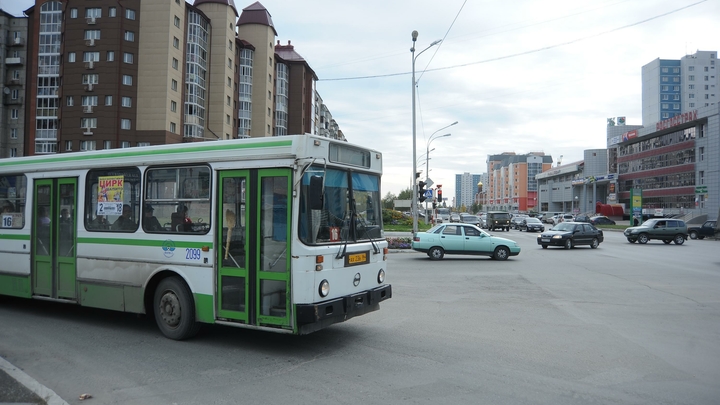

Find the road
[[1, 230, 719, 405]]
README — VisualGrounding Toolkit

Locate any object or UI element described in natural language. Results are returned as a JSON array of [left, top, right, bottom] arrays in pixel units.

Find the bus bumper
[[296, 284, 392, 334]]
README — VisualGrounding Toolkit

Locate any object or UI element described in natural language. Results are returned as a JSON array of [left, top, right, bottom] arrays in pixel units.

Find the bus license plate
[[345, 251, 369, 267]]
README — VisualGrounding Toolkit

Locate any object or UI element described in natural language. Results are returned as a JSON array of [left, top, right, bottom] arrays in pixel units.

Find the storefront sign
[[656, 110, 698, 131]]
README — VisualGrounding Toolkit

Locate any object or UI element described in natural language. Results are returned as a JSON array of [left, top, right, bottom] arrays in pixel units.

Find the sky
[[2, 0, 719, 206]]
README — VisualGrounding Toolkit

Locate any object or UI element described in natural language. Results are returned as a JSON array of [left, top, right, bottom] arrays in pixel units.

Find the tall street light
[[424, 125, 455, 223], [411, 31, 442, 234]]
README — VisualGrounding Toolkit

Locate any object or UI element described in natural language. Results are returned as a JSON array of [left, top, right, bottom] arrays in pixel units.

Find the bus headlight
[[319, 279, 329, 297], [377, 269, 385, 284]]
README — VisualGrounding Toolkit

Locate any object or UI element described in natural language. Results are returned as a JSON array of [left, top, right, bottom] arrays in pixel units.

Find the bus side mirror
[[309, 175, 324, 210]]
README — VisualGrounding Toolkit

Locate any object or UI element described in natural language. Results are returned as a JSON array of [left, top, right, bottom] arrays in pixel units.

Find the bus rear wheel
[[154, 276, 201, 340]]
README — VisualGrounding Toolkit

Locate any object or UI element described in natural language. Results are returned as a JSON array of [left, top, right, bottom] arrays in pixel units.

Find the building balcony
[[5, 57, 24, 65], [2, 95, 23, 105], [85, 38, 95, 47], [83, 105, 93, 113], [5, 78, 21, 86], [85, 61, 95, 70], [7, 37, 25, 47]]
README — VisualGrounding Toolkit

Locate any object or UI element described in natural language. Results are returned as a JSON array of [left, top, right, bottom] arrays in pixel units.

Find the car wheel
[[673, 234, 685, 245], [689, 230, 698, 239], [590, 238, 599, 249], [494, 246, 510, 260], [564, 239, 573, 249], [663, 240, 671, 244], [428, 246, 444, 260], [637, 233, 649, 244], [541, 245, 548, 249]]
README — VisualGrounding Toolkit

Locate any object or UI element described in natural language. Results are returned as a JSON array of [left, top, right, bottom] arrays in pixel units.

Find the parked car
[[623, 218, 687, 245], [589, 215, 616, 226], [537, 221, 604, 249], [574, 214, 591, 223], [553, 214, 575, 225], [688, 220, 718, 240], [510, 215, 527, 230], [519, 217, 545, 232], [542, 212, 564, 224], [412, 223, 521, 260], [486, 211, 512, 231], [460, 214, 482, 227], [449, 213, 461, 223]]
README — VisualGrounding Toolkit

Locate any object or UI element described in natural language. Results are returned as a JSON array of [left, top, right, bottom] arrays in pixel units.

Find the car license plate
[[345, 251, 369, 267], [541, 238, 550, 242]]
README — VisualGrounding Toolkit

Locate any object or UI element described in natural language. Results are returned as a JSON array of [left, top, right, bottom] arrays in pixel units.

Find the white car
[[553, 214, 575, 225]]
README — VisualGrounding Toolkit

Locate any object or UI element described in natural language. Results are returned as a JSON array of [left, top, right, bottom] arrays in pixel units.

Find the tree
[[397, 187, 413, 200], [382, 192, 396, 210]]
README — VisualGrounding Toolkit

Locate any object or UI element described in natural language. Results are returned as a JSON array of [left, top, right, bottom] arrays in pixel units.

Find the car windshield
[[463, 215, 479, 221], [526, 218, 542, 223], [553, 222, 575, 232], [641, 219, 659, 227]]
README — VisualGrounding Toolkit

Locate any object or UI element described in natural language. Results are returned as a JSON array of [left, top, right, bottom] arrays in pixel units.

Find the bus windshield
[[299, 166, 382, 245]]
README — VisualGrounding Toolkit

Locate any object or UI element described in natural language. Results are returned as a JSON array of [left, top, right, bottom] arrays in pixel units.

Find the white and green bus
[[0, 135, 391, 340]]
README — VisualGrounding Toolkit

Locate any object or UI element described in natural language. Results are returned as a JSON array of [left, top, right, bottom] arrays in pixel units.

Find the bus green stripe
[[0, 234, 31, 241], [77, 237, 213, 249], [0, 139, 293, 168]]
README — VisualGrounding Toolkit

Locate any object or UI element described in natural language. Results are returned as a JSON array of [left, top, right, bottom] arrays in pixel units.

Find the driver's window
[[144, 165, 211, 234]]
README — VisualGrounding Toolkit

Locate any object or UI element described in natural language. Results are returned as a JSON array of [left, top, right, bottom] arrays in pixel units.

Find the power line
[[319, 0, 706, 82]]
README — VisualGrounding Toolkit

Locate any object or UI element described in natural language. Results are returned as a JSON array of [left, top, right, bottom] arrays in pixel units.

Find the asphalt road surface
[[1, 230, 719, 405]]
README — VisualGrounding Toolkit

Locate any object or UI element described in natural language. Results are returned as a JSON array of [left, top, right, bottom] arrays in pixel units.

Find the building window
[[82, 74, 99, 84], [170, 122, 176, 133], [104, 141, 112, 149], [66, 96, 74, 106], [81, 118, 97, 128], [11, 109, 18, 119], [121, 119, 131, 130], [123, 75, 133, 85], [661, 77, 668, 82], [66, 52, 75, 63], [137, 142, 150, 147], [174, 16, 180, 27], [124, 31, 135, 42], [123, 53, 133, 64], [699, 147, 704, 161], [688, 66, 694, 71], [689, 75, 695, 81], [86, 8, 101, 18], [699, 171, 704, 185], [662, 94, 668, 100], [10, 129, 17, 139], [121, 141, 130, 148], [269, 57, 272, 66], [107, 51, 114, 61], [227, 96, 231, 106], [661, 103, 668, 109], [661, 85, 668, 91], [171, 79, 177, 91], [85, 30, 100, 40], [126, 9, 136, 20], [109, 7, 116, 17], [673, 86, 680, 91], [122, 97, 132, 107], [171, 100, 177, 112], [690, 103, 695, 107], [105, 95, 112, 106], [173, 37, 179, 49], [83, 52, 100, 62], [661, 67, 668, 73], [65, 141, 72, 151], [227, 77, 231, 87], [172, 58, 178, 70], [80, 141, 96, 151], [70, 8, 77, 18]]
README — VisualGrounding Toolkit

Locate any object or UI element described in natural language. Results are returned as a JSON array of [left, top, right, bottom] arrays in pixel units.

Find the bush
[[383, 209, 411, 226], [386, 237, 412, 249]]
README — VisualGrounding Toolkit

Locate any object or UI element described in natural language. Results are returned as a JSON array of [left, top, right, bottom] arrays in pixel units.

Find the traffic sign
[[424, 190, 433, 198], [425, 178, 434, 188], [695, 186, 708, 193]]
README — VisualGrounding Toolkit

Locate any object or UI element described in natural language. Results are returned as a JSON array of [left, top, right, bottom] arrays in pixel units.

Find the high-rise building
[[454, 172, 481, 210], [11, 0, 341, 157], [485, 152, 553, 212], [0, 10, 28, 158], [642, 50, 719, 125]]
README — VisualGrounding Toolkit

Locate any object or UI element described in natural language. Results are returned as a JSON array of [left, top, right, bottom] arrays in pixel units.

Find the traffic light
[[432, 202, 437, 209], [437, 188, 443, 202], [418, 181, 427, 203]]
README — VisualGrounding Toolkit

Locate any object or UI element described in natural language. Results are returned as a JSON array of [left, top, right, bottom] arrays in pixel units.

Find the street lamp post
[[424, 124, 456, 224], [573, 195, 578, 214], [411, 31, 441, 234]]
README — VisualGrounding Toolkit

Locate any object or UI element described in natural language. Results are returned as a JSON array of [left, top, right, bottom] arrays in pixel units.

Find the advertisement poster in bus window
[[97, 176, 124, 215]]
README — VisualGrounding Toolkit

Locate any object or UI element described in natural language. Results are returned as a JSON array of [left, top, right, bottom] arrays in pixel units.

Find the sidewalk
[[0, 357, 68, 405]]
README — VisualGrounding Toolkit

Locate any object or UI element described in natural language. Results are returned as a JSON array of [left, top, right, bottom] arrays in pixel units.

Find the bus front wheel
[[154, 277, 201, 340]]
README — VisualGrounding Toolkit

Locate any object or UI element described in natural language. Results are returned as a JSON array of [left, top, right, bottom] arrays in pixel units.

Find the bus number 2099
[[185, 248, 202, 260]]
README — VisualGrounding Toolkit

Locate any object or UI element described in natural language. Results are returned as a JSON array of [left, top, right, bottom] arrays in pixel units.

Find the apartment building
[[9, 0, 340, 157], [485, 152, 553, 212], [0, 9, 27, 157]]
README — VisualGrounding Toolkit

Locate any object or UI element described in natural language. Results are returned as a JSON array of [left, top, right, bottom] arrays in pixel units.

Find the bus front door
[[32, 178, 78, 300], [217, 169, 291, 330]]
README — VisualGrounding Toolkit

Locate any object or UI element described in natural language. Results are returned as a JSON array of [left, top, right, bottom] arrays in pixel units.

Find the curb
[[0, 357, 69, 405]]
